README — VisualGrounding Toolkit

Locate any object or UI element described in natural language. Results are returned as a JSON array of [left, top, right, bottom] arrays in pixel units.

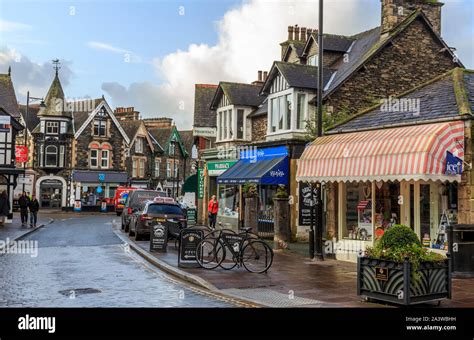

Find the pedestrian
[[208, 195, 218, 230], [0, 190, 9, 226], [18, 191, 30, 227], [28, 194, 40, 228]]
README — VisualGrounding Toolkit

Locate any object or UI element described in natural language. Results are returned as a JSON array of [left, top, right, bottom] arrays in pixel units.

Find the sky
[[0, 0, 473, 129]]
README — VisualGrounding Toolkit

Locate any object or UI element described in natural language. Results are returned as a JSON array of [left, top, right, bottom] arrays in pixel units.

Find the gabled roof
[[70, 98, 103, 133], [282, 40, 307, 62], [0, 72, 21, 118], [73, 99, 130, 144], [179, 130, 194, 156], [193, 84, 218, 128], [147, 126, 188, 157], [260, 61, 334, 94], [323, 10, 463, 98], [302, 33, 355, 56], [121, 120, 157, 152], [327, 68, 474, 134], [210, 82, 264, 110]]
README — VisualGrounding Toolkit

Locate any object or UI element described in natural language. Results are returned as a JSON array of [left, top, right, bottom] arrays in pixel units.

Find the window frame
[[46, 121, 59, 135], [90, 149, 99, 168], [45, 145, 58, 167], [93, 119, 107, 137]]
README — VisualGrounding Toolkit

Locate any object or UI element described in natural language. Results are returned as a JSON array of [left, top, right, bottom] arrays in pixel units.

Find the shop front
[[35, 175, 68, 208], [217, 146, 289, 235], [72, 170, 128, 210], [297, 122, 464, 261]]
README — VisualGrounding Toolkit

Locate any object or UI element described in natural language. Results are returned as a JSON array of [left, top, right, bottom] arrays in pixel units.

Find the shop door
[[419, 184, 431, 243], [40, 180, 62, 208]]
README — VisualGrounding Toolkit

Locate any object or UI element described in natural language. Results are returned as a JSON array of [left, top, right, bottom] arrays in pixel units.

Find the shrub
[[273, 185, 289, 199], [242, 183, 257, 197], [379, 224, 421, 249]]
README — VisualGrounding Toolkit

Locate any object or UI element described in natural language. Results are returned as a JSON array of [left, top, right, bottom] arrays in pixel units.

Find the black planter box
[[357, 256, 451, 305]]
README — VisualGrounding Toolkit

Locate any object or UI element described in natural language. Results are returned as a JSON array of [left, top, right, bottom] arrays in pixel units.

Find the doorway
[[40, 180, 63, 208]]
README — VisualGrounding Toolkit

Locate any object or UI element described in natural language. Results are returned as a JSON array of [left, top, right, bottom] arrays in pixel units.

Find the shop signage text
[[197, 168, 204, 199], [445, 151, 462, 175], [15, 146, 28, 163], [298, 182, 317, 226], [375, 267, 389, 281], [178, 229, 204, 268], [207, 160, 237, 176], [193, 127, 216, 137], [150, 223, 168, 252]]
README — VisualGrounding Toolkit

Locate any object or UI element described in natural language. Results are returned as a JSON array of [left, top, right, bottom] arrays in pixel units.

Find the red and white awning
[[296, 121, 465, 183]]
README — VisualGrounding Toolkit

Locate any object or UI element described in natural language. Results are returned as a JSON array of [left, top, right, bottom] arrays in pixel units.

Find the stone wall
[[325, 18, 458, 118], [458, 120, 474, 224], [251, 115, 267, 142]]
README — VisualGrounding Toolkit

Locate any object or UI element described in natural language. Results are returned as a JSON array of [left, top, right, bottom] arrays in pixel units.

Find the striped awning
[[296, 121, 465, 183]]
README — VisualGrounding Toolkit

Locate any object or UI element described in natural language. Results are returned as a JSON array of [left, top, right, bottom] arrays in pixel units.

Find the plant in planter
[[358, 224, 451, 305], [273, 184, 289, 199], [242, 182, 258, 198]]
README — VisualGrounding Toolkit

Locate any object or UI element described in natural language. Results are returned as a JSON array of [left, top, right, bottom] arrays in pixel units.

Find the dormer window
[[308, 54, 318, 66], [46, 121, 59, 134]]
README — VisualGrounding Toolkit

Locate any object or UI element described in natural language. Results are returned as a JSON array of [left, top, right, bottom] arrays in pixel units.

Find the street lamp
[[310, 0, 325, 261], [23, 91, 46, 192]]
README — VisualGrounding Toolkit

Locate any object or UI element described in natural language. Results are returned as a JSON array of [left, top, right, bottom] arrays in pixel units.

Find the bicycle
[[196, 227, 273, 273]]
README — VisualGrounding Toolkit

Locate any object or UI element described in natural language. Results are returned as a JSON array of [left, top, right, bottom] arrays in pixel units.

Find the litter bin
[[448, 224, 474, 277]]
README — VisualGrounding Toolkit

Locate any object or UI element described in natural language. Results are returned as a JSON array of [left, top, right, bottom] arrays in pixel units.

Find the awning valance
[[218, 157, 289, 185], [297, 122, 465, 183]]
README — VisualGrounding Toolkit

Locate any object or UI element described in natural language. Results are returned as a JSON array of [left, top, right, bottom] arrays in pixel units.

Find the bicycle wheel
[[196, 239, 225, 270], [241, 240, 274, 273], [219, 243, 238, 270]]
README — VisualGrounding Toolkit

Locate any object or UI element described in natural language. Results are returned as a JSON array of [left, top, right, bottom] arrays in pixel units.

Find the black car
[[121, 190, 167, 232], [129, 198, 187, 241]]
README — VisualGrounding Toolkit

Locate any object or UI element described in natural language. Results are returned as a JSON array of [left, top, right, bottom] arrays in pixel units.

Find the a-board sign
[[150, 222, 168, 252], [186, 208, 197, 226], [178, 228, 204, 268]]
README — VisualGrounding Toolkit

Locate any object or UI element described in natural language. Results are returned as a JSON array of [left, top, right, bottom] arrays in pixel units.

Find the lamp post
[[310, 0, 325, 261], [23, 91, 46, 192]]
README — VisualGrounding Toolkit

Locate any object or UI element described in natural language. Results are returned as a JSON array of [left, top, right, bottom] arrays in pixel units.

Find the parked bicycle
[[196, 227, 273, 273]]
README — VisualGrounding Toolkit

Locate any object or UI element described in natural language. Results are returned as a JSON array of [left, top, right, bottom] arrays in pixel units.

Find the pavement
[[0, 211, 53, 250], [0, 213, 242, 307], [115, 221, 474, 308]]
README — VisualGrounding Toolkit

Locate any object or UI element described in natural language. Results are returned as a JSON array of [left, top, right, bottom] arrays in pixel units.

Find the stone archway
[[36, 176, 67, 208]]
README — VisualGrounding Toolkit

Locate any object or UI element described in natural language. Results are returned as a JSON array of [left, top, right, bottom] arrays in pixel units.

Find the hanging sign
[[298, 182, 317, 226], [16, 146, 28, 163], [445, 151, 462, 175], [197, 168, 204, 199]]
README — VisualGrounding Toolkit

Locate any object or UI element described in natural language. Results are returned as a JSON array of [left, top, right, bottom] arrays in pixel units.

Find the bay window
[[296, 93, 306, 130], [237, 109, 244, 139]]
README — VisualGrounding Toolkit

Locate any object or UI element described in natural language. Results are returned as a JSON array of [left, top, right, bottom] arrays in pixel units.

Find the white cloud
[[87, 41, 130, 54], [0, 47, 73, 102], [0, 19, 31, 32], [103, 0, 380, 129]]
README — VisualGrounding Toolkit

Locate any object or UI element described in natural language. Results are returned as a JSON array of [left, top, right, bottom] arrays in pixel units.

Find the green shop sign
[[197, 168, 205, 199], [207, 160, 237, 176]]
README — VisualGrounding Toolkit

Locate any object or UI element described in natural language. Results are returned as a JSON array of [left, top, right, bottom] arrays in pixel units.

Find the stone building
[[71, 97, 130, 207]]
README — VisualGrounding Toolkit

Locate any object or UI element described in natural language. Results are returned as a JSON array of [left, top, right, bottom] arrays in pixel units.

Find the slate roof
[[147, 127, 173, 152], [282, 40, 307, 60], [178, 130, 194, 155], [120, 120, 142, 141], [304, 33, 355, 54], [71, 98, 103, 132], [323, 11, 462, 97], [210, 82, 264, 109], [327, 68, 474, 134], [261, 62, 334, 94], [0, 73, 21, 118], [248, 98, 268, 118], [193, 84, 217, 128], [40, 73, 71, 117], [19, 104, 40, 132]]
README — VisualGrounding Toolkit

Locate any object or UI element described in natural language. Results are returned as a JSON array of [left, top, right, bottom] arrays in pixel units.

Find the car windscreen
[[147, 204, 183, 215]]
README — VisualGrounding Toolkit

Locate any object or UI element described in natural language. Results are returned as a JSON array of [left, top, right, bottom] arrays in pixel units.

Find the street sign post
[[178, 228, 204, 268]]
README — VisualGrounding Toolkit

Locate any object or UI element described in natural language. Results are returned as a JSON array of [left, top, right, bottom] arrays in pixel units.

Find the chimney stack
[[263, 71, 268, 81], [294, 25, 299, 41], [300, 27, 307, 41], [381, 0, 443, 36], [252, 70, 266, 86], [288, 26, 294, 40]]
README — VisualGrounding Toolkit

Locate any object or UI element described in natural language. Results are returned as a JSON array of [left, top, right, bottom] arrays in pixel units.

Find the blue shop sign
[[98, 173, 106, 182], [240, 145, 288, 161], [445, 151, 462, 175]]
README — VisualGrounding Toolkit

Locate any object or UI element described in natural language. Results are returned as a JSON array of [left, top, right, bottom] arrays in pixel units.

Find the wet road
[[0, 214, 235, 307]]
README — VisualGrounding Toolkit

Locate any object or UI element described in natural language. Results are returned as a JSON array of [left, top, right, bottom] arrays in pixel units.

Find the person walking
[[28, 194, 40, 228], [18, 191, 30, 227], [0, 191, 9, 226], [208, 195, 218, 230]]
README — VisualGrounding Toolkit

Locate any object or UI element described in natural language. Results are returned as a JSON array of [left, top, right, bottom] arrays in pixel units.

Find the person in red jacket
[[208, 195, 218, 230]]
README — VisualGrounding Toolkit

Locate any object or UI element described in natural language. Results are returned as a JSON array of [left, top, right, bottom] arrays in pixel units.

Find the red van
[[114, 186, 137, 216]]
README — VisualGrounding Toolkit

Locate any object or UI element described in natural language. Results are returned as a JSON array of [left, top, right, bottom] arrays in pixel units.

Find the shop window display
[[218, 185, 239, 219], [374, 182, 400, 239], [344, 182, 373, 241]]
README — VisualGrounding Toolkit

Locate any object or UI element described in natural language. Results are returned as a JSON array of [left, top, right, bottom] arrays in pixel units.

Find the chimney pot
[[263, 71, 268, 81], [294, 25, 299, 41], [288, 26, 294, 40], [300, 27, 307, 41], [258, 70, 262, 81]]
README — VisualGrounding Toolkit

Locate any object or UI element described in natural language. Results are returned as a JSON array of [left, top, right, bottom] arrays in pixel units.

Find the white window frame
[[60, 121, 67, 134], [166, 160, 172, 177], [154, 159, 160, 177], [135, 137, 143, 153], [45, 145, 58, 167], [139, 158, 145, 178], [308, 54, 318, 66], [132, 159, 138, 178], [93, 119, 107, 137], [101, 149, 109, 169], [90, 149, 99, 169], [46, 121, 59, 134], [59, 145, 65, 167], [267, 88, 310, 135]]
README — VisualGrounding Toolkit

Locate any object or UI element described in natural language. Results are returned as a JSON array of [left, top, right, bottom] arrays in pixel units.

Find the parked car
[[114, 186, 137, 216], [121, 190, 167, 232], [129, 197, 187, 241]]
